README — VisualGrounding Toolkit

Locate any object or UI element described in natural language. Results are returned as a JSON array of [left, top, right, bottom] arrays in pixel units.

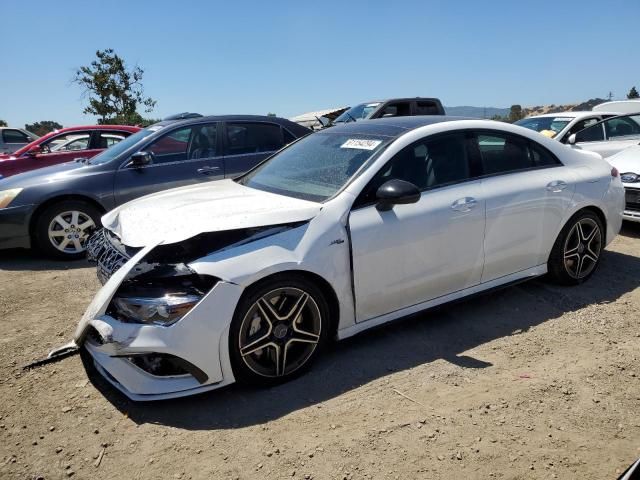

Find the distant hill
[[523, 98, 607, 116], [444, 106, 509, 118], [445, 98, 609, 119]]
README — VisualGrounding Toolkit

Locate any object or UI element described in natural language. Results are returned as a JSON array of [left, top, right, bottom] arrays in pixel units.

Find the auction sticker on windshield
[[341, 139, 383, 150]]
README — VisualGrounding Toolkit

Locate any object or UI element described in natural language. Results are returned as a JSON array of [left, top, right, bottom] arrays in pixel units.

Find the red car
[[0, 125, 140, 178]]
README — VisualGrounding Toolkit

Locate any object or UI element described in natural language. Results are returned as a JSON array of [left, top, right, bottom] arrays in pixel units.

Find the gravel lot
[[1, 223, 639, 480]]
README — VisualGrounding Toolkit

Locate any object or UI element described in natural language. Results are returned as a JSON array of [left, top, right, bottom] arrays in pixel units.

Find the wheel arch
[[243, 269, 341, 340], [29, 194, 107, 237], [566, 205, 607, 240]]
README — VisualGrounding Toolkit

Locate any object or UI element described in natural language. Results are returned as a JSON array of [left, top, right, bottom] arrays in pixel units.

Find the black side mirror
[[129, 151, 153, 168], [375, 179, 421, 211]]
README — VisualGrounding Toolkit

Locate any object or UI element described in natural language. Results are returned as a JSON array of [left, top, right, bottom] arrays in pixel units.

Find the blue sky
[[2, 0, 639, 127]]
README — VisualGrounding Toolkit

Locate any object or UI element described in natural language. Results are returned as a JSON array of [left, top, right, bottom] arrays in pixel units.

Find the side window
[[96, 132, 128, 149], [354, 133, 470, 207], [226, 122, 283, 155], [43, 131, 92, 152], [567, 118, 599, 137], [146, 124, 218, 164], [575, 123, 605, 143], [283, 128, 296, 145], [188, 124, 217, 160], [2, 129, 30, 144], [380, 102, 411, 118], [146, 127, 192, 163], [414, 101, 441, 115], [529, 142, 561, 167], [604, 115, 640, 139], [477, 133, 533, 175]]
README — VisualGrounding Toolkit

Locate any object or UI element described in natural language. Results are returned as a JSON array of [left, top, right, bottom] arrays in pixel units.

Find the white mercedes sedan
[[72, 116, 624, 400]]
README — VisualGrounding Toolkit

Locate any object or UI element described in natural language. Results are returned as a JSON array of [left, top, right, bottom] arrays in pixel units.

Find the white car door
[[573, 114, 640, 158], [349, 132, 486, 322], [476, 131, 576, 283]]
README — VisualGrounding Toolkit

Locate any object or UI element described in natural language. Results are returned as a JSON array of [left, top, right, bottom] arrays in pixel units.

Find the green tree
[[490, 114, 507, 122], [267, 112, 277, 117], [73, 49, 157, 125], [0, 120, 7, 127], [627, 86, 639, 99], [25, 120, 63, 136], [507, 105, 524, 123]]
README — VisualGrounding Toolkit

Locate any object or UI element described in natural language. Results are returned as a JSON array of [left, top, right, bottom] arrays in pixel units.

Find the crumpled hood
[[103, 179, 322, 247], [608, 144, 640, 175]]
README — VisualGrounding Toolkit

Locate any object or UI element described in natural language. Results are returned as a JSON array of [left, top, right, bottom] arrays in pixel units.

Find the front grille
[[625, 188, 640, 212], [86, 229, 138, 284]]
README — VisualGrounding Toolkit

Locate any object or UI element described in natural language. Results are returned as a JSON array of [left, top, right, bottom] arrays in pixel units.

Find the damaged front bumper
[[76, 243, 242, 401]]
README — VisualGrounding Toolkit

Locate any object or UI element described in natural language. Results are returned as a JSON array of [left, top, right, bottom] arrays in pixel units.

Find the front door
[[113, 122, 224, 205], [349, 132, 486, 322]]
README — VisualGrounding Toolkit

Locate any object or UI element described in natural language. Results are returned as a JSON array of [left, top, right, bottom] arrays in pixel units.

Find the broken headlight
[[112, 292, 201, 326], [108, 266, 218, 326]]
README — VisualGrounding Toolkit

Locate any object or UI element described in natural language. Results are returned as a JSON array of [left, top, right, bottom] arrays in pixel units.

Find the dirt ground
[[0, 224, 639, 480]]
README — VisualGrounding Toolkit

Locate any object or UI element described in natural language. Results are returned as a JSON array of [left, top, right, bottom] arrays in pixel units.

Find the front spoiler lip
[[90, 356, 224, 401], [83, 337, 230, 401]]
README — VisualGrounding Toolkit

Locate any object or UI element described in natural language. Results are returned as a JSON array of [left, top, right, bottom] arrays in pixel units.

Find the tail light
[[611, 167, 619, 178]]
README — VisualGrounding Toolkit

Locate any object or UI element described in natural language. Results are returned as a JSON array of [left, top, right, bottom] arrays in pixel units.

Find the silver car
[[0, 127, 38, 154]]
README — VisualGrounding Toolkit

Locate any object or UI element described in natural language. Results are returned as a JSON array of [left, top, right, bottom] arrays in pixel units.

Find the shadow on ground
[[0, 248, 91, 271], [620, 221, 640, 239], [83, 248, 640, 430]]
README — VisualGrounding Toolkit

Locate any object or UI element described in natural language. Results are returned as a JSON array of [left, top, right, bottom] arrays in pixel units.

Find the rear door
[[222, 121, 287, 178], [113, 122, 223, 205], [475, 130, 575, 282]]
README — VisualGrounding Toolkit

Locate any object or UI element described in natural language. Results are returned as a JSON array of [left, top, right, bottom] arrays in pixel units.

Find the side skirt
[[337, 264, 547, 341]]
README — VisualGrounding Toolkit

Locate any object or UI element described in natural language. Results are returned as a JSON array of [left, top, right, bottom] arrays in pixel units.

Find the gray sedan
[[0, 115, 310, 259]]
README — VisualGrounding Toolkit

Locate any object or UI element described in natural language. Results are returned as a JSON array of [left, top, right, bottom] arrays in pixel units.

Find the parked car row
[[517, 106, 640, 223], [0, 115, 310, 257], [0, 125, 140, 178]]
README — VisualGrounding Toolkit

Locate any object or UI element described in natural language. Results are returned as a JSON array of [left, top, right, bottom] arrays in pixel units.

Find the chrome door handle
[[197, 166, 221, 175], [546, 180, 568, 192], [451, 197, 478, 212]]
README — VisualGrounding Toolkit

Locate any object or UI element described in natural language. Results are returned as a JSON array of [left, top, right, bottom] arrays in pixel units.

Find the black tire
[[33, 200, 102, 260], [547, 210, 604, 285], [229, 273, 330, 386]]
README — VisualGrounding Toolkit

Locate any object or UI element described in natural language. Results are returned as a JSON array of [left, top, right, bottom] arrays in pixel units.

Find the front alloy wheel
[[230, 276, 329, 385]]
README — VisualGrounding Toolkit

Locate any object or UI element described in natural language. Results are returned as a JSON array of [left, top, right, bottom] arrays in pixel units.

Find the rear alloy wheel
[[547, 211, 603, 285], [34, 200, 101, 260], [230, 276, 329, 386]]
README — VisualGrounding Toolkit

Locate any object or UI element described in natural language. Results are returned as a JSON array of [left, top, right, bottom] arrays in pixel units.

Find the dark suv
[[0, 115, 310, 259], [332, 97, 445, 124]]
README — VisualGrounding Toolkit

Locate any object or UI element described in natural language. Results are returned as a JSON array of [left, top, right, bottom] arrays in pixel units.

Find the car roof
[[319, 115, 474, 137], [154, 114, 300, 128]]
